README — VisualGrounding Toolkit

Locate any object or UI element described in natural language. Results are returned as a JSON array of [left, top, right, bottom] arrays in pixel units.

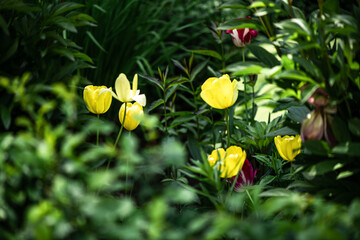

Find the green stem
[[211, 109, 216, 149], [163, 91, 168, 136], [108, 103, 127, 171], [288, 0, 294, 18], [243, 49, 248, 124], [96, 114, 100, 146], [221, 40, 226, 72], [225, 108, 231, 148], [126, 131, 131, 197], [190, 81, 200, 139], [252, 85, 255, 123], [272, 154, 279, 179], [291, 162, 296, 181]]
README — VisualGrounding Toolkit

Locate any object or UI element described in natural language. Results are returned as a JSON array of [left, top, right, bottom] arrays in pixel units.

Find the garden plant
[[1, 0, 360, 239]]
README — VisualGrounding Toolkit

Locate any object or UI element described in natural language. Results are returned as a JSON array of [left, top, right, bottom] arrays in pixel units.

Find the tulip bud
[[200, 74, 238, 109], [301, 110, 324, 141], [274, 135, 301, 161], [208, 146, 246, 178], [83, 85, 112, 114], [119, 102, 144, 131]]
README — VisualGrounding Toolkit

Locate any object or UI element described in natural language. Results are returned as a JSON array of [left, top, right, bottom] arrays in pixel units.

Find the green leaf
[[165, 85, 178, 102], [73, 52, 94, 64], [0, 14, 9, 35], [169, 115, 196, 129], [281, 55, 294, 70], [231, 64, 264, 76], [276, 18, 312, 37], [266, 127, 298, 137], [287, 106, 310, 123], [139, 74, 164, 91], [259, 175, 276, 186], [274, 70, 316, 83], [54, 18, 77, 32], [303, 140, 331, 156], [307, 160, 343, 176], [86, 31, 106, 52], [260, 188, 292, 197], [148, 99, 164, 112], [52, 47, 75, 61], [53, 2, 84, 16], [0, 38, 19, 63], [191, 50, 222, 61], [166, 77, 188, 91], [1, 105, 11, 130], [332, 142, 360, 156], [171, 59, 187, 75], [331, 116, 351, 143], [190, 61, 208, 81], [349, 118, 360, 137], [336, 171, 354, 180], [253, 155, 273, 168], [246, 44, 280, 68], [217, 17, 263, 31]]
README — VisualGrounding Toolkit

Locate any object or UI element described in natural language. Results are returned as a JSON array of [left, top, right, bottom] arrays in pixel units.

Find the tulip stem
[[243, 49, 249, 124], [225, 108, 231, 148], [211, 109, 216, 149], [163, 92, 168, 136], [291, 162, 296, 181], [96, 114, 100, 146], [116, 104, 127, 147], [252, 85, 255, 123], [228, 171, 240, 199]]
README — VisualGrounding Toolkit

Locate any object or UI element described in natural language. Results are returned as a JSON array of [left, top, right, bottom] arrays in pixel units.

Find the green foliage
[[1, 0, 360, 239]]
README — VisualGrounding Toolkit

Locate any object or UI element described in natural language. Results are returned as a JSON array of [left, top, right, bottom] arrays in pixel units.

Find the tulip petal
[[231, 80, 239, 105], [132, 74, 138, 98], [208, 148, 226, 167], [201, 77, 218, 91], [83, 86, 96, 113], [115, 73, 131, 102], [133, 93, 146, 107]]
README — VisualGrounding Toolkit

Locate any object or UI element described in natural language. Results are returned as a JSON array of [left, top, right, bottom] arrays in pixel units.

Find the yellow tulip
[[200, 74, 238, 109], [208, 146, 246, 178], [119, 102, 144, 131], [83, 85, 112, 114], [106, 73, 146, 107], [274, 135, 301, 161]]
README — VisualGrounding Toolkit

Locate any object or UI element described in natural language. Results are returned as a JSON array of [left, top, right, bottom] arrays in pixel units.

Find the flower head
[[83, 85, 112, 114], [200, 74, 238, 109], [226, 17, 258, 47], [119, 102, 144, 131], [231, 159, 257, 192], [274, 135, 301, 161], [301, 110, 324, 141], [208, 146, 246, 178], [107, 73, 146, 106]]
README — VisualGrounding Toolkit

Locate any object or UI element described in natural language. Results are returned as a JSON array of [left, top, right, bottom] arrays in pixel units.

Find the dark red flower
[[228, 159, 257, 192], [226, 17, 258, 47]]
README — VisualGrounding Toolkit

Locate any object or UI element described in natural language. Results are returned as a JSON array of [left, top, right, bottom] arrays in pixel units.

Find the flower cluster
[[206, 135, 301, 191], [83, 73, 146, 131]]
